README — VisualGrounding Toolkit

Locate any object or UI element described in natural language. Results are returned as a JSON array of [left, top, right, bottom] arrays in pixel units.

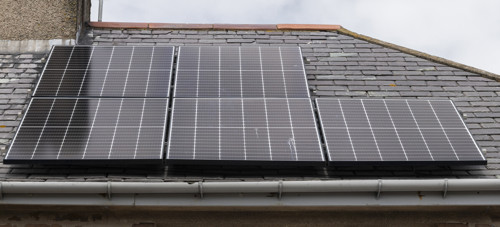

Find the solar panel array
[[4, 45, 486, 167], [316, 98, 486, 165], [167, 46, 324, 165], [5, 46, 173, 164]]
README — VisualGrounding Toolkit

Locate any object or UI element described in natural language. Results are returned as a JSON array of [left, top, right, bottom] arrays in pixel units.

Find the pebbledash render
[[2, 21, 500, 225]]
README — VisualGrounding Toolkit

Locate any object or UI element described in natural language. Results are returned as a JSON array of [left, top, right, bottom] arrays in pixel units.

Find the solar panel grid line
[[82, 98, 101, 159], [192, 47, 201, 159], [360, 100, 384, 161], [56, 98, 79, 159], [336, 99, 357, 161], [218, 47, 222, 160], [278, 47, 298, 160], [382, 99, 409, 161], [238, 47, 247, 160], [176, 69, 304, 72], [108, 47, 135, 159], [318, 126, 467, 130], [135, 47, 155, 159], [448, 100, 485, 160], [427, 100, 459, 160], [4, 99, 35, 160], [258, 47, 274, 160], [404, 99, 435, 161], [81, 47, 116, 159], [32, 46, 56, 97], [296, 47, 311, 99], [30, 47, 76, 159]]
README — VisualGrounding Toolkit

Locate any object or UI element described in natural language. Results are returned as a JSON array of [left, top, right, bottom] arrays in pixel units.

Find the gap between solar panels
[[4, 46, 174, 164]]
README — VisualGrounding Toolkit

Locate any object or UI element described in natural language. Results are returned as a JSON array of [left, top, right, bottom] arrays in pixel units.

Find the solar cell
[[34, 46, 174, 98], [316, 98, 486, 165], [167, 98, 324, 165], [4, 98, 168, 164], [174, 46, 309, 98]]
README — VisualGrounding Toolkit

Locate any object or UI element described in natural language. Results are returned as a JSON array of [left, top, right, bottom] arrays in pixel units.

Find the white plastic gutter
[[2, 179, 500, 194], [1, 179, 500, 207]]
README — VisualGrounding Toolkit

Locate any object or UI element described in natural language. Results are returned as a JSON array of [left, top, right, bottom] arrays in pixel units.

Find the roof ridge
[[87, 22, 342, 31]]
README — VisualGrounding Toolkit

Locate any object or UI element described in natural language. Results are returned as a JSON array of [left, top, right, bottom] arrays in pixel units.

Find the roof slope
[[1, 24, 500, 182]]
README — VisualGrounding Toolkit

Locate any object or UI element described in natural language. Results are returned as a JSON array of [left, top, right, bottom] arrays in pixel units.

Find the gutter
[[2, 179, 500, 207]]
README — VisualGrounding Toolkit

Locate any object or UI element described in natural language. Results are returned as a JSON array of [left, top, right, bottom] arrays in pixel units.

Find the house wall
[[0, 206, 498, 227], [0, 0, 78, 40], [0, 0, 90, 53]]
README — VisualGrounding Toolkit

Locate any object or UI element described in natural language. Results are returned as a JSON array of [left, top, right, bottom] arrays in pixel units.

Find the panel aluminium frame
[[316, 98, 486, 166]]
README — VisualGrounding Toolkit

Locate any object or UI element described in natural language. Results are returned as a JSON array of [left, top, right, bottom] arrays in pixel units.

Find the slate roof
[[1, 24, 500, 182]]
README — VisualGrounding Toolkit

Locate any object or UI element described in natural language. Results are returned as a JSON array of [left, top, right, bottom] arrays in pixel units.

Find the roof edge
[[88, 22, 342, 31], [336, 27, 500, 81]]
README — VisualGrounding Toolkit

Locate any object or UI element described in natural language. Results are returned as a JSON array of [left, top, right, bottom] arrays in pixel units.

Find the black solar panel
[[34, 46, 174, 97], [5, 45, 173, 164], [167, 98, 324, 165], [174, 46, 309, 98], [5, 98, 167, 164], [316, 98, 486, 165]]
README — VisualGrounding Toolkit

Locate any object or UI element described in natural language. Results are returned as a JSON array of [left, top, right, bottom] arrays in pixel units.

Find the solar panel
[[4, 98, 168, 164], [34, 46, 174, 97], [167, 98, 324, 165], [316, 98, 486, 165], [174, 46, 309, 98]]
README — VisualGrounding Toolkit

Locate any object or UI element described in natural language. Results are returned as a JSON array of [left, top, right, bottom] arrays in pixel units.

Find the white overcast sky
[[90, 0, 500, 75]]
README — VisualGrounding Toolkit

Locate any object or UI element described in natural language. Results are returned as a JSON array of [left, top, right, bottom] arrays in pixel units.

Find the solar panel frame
[[4, 97, 168, 164], [33, 46, 175, 98], [166, 98, 325, 166], [316, 98, 486, 166]]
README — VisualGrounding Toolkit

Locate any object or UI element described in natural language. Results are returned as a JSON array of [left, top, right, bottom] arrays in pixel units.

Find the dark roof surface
[[1, 25, 500, 182]]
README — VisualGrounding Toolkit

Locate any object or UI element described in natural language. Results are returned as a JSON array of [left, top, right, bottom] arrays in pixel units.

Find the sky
[[90, 0, 500, 75]]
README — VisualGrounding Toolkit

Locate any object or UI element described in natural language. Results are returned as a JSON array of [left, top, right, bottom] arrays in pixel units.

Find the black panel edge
[[4, 98, 35, 161], [32, 45, 56, 97], [328, 159, 487, 166], [2, 158, 164, 166], [165, 159, 326, 167]]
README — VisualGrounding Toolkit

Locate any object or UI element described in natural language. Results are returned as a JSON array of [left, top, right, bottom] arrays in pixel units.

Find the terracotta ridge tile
[[88, 22, 149, 29], [89, 22, 342, 31], [149, 23, 213, 29], [277, 24, 342, 30], [213, 24, 277, 30]]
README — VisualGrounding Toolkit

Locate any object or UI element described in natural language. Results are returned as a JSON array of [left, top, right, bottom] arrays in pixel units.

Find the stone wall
[[0, 0, 79, 40]]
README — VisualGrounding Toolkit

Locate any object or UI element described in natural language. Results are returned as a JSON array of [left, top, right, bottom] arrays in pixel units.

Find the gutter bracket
[[107, 181, 112, 200], [376, 179, 382, 200], [443, 179, 448, 199], [198, 181, 204, 199], [278, 180, 283, 200]]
